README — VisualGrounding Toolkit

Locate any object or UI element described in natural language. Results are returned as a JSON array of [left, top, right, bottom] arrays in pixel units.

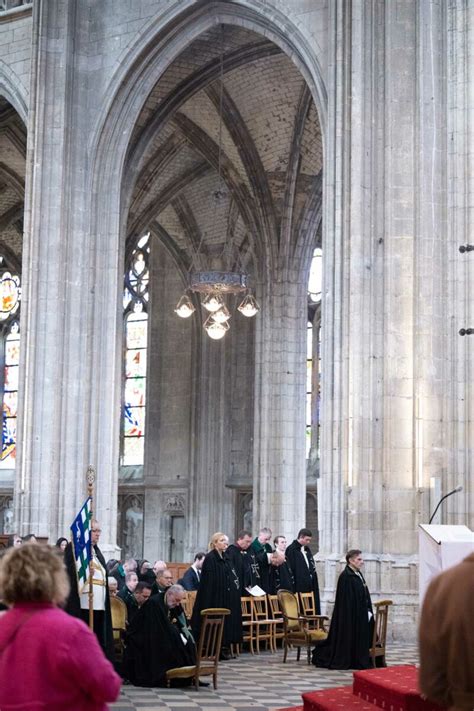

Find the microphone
[[429, 486, 463, 524]]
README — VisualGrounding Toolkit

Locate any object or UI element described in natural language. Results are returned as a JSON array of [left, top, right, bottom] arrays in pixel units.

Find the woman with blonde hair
[[191, 531, 242, 658], [0, 544, 121, 711]]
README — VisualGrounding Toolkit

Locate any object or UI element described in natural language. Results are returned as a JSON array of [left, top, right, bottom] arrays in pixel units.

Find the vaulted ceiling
[[0, 96, 25, 271], [125, 25, 323, 282]]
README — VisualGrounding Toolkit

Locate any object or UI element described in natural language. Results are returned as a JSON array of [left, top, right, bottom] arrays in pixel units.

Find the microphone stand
[[429, 488, 462, 525]]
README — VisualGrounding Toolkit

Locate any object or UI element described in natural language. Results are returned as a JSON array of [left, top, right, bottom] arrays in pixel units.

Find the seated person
[[123, 584, 196, 687], [151, 568, 173, 595], [179, 553, 205, 591], [107, 577, 118, 598], [117, 571, 138, 606]]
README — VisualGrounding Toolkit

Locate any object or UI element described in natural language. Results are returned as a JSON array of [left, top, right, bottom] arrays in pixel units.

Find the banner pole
[[86, 465, 96, 631]]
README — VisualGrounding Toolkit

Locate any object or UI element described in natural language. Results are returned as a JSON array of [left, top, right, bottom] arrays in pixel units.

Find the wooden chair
[[166, 607, 229, 690], [252, 595, 277, 653], [277, 589, 329, 664], [110, 596, 127, 661], [240, 596, 255, 654], [267, 594, 285, 647], [299, 591, 317, 615], [370, 599, 392, 667], [183, 590, 197, 619]]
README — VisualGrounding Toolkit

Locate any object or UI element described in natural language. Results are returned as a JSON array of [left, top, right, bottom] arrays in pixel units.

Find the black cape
[[285, 540, 321, 613], [123, 594, 196, 686], [269, 560, 295, 594], [64, 541, 115, 663], [226, 544, 262, 595], [312, 565, 373, 669], [191, 549, 242, 646]]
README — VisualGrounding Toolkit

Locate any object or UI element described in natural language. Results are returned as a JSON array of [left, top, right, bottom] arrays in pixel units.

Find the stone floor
[[112, 643, 418, 711]]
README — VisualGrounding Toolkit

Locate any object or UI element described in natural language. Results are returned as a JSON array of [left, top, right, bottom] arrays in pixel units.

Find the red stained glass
[[125, 377, 146, 407], [3, 391, 17, 417], [123, 406, 145, 438], [126, 348, 147, 378], [4, 365, 18, 391]]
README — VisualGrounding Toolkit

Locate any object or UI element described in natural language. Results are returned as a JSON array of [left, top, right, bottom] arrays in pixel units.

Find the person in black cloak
[[226, 530, 263, 595], [269, 535, 295, 593], [123, 584, 196, 687], [191, 531, 242, 658], [312, 549, 374, 670], [285, 528, 321, 614], [64, 520, 115, 663]]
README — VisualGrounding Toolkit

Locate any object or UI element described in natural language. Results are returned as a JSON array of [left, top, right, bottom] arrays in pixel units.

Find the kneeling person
[[124, 584, 196, 686]]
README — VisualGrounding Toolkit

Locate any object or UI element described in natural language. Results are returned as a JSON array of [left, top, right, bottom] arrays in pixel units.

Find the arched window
[[121, 234, 150, 468], [307, 247, 321, 461], [0, 268, 21, 470]]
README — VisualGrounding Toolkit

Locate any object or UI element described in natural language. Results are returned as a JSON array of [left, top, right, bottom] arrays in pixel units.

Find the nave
[[112, 643, 418, 711]]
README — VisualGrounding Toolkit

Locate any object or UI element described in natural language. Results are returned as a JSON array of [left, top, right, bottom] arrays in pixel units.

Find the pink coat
[[0, 602, 121, 711]]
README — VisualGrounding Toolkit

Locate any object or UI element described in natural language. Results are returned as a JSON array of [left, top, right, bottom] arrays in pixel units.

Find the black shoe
[[219, 649, 232, 661], [198, 680, 210, 687]]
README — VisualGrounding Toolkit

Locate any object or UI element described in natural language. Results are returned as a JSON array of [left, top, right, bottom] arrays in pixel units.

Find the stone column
[[252, 273, 307, 539], [445, 0, 474, 520], [15, 0, 121, 549]]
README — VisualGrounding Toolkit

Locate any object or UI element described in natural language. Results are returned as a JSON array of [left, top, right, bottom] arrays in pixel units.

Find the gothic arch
[[0, 60, 28, 125]]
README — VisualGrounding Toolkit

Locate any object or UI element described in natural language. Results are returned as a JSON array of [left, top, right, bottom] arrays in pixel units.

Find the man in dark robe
[[191, 534, 242, 657], [123, 584, 196, 687], [117, 571, 138, 607], [286, 528, 321, 614], [124, 581, 152, 624], [64, 519, 115, 662], [269, 535, 295, 593], [151, 568, 173, 595], [312, 549, 374, 669], [227, 530, 263, 594]]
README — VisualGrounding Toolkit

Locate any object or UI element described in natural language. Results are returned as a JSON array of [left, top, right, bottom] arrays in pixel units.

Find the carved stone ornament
[[164, 493, 185, 514]]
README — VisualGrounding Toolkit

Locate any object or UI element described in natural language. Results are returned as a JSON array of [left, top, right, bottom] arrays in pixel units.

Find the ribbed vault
[[125, 24, 323, 284]]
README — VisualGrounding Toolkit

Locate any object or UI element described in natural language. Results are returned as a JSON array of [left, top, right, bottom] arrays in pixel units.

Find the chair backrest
[[267, 594, 281, 618], [252, 595, 269, 620], [277, 589, 300, 631], [183, 590, 197, 618], [299, 591, 316, 616], [197, 608, 230, 668], [110, 595, 127, 631], [241, 596, 253, 621], [371, 599, 392, 651]]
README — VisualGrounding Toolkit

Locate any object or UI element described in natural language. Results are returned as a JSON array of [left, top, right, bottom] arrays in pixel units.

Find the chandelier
[[175, 270, 259, 339], [173, 27, 260, 339]]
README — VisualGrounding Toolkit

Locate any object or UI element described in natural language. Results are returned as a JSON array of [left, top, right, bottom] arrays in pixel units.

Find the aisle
[[112, 643, 418, 711]]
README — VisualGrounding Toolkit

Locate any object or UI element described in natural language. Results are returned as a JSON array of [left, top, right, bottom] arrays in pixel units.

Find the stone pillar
[[319, 1, 449, 635], [252, 274, 307, 539], [445, 0, 474, 522], [15, 0, 121, 548]]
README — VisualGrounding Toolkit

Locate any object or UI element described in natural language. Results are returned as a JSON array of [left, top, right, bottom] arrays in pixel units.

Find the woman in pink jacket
[[0, 542, 121, 711]]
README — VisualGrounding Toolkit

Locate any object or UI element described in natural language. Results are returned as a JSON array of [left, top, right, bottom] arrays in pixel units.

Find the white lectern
[[419, 524, 474, 604]]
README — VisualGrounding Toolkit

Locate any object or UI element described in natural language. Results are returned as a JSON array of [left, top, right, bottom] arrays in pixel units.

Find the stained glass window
[[307, 247, 322, 460], [121, 234, 150, 467], [0, 316, 20, 469]]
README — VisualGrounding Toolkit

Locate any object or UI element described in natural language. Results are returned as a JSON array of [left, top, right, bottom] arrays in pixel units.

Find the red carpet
[[353, 666, 444, 711], [302, 685, 377, 710], [276, 666, 446, 711]]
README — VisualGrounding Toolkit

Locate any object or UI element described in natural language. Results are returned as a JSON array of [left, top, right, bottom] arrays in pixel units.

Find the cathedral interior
[[0, 0, 472, 639]]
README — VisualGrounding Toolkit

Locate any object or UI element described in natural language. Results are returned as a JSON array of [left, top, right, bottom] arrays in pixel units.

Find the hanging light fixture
[[237, 293, 260, 318], [174, 293, 196, 318], [203, 314, 230, 340], [173, 25, 260, 338]]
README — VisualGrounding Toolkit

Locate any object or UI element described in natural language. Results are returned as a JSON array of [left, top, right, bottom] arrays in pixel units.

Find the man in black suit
[[179, 552, 205, 591], [286, 528, 321, 614]]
